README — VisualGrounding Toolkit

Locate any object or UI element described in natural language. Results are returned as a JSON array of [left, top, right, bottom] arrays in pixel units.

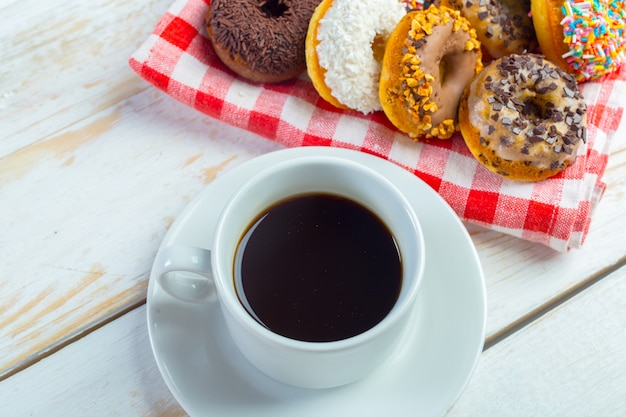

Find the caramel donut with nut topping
[[379, 5, 483, 140], [459, 54, 587, 181]]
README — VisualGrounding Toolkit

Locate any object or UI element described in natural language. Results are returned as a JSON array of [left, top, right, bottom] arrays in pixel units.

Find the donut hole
[[261, 0, 288, 18], [522, 98, 544, 120], [520, 94, 558, 125], [372, 34, 386, 63], [439, 52, 473, 93], [439, 55, 451, 86]]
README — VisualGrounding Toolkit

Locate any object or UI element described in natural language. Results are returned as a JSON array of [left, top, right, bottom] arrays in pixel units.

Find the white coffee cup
[[153, 155, 425, 389]]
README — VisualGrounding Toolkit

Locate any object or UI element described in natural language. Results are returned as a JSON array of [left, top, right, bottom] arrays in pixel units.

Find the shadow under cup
[[212, 155, 425, 389]]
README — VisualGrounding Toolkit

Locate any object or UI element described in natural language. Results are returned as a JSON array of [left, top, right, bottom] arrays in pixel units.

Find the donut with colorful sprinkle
[[531, 0, 626, 82]]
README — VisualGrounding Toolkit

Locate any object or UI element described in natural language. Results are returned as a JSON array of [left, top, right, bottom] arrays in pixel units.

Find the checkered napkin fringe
[[129, 0, 626, 251]]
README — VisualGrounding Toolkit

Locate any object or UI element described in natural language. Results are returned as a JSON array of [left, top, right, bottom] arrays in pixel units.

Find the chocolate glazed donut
[[206, 0, 320, 83]]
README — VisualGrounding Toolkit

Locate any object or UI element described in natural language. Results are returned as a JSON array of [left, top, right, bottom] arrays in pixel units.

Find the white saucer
[[147, 147, 486, 417]]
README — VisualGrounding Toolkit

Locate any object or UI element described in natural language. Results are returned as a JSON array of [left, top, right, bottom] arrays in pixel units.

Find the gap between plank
[[0, 299, 147, 383], [483, 254, 626, 351]]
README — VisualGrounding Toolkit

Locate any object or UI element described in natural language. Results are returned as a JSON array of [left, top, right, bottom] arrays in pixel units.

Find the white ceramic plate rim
[[147, 146, 487, 417]]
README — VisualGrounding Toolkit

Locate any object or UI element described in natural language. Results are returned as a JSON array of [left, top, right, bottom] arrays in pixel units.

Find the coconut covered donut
[[531, 0, 626, 82], [379, 5, 483, 139], [441, 0, 537, 60], [305, 0, 407, 113], [459, 54, 587, 181], [206, 0, 321, 83]]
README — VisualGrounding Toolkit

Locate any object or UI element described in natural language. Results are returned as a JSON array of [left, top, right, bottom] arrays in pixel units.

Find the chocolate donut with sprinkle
[[459, 54, 587, 181], [206, 0, 320, 83]]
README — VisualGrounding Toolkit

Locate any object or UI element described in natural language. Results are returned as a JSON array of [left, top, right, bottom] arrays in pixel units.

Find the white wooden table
[[1, 0, 625, 415]]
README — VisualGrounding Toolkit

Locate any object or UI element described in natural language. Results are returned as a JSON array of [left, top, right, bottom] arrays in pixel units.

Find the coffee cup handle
[[154, 245, 216, 303]]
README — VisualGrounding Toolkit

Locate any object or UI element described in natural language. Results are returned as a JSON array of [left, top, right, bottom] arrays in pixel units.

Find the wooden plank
[[0, 0, 285, 379], [446, 265, 626, 417], [0, 0, 171, 156], [3, 0, 626, 385], [467, 127, 626, 342], [0, 304, 186, 417], [0, 85, 282, 378], [1, 267, 624, 416]]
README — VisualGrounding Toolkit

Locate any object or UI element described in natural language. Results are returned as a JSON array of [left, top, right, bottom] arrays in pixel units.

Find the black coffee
[[234, 193, 402, 342]]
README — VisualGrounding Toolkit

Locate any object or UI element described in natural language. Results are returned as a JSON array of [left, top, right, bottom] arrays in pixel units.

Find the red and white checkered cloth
[[129, 0, 625, 251]]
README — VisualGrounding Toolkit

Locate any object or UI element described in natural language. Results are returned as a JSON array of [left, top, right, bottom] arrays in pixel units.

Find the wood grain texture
[[1, 266, 624, 417], [0, 0, 283, 377], [468, 128, 626, 343], [446, 265, 626, 417], [0, 305, 188, 417], [3, 0, 626, 394], [0, 0, 165, 156], [0, 86, 282, 377]]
